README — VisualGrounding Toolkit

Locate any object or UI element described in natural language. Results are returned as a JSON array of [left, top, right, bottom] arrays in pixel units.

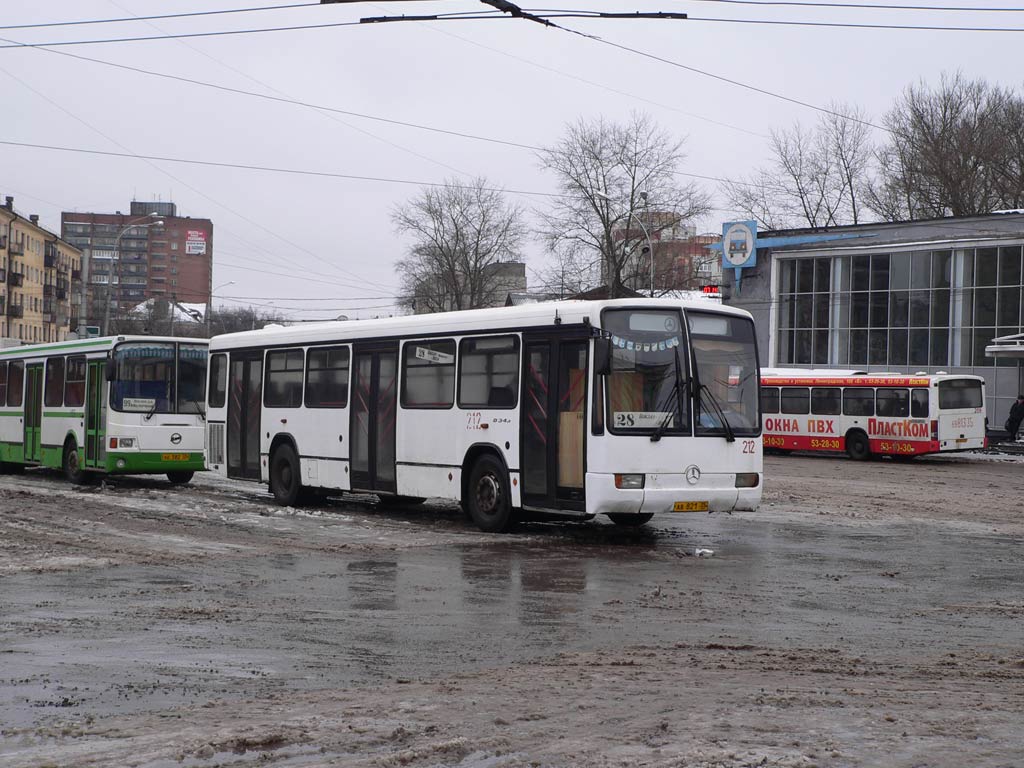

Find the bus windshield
[[602, 309, 689, 433], [687, 311, 760, 436], [111, 342, 208, 414]]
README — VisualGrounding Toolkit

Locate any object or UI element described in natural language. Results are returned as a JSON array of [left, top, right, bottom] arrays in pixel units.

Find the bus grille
[[208, 423, 225, 465]]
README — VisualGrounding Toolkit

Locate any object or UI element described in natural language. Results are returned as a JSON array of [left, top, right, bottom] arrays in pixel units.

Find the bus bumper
[[105, 451, 205, 474], [585, 472, 762, 517]]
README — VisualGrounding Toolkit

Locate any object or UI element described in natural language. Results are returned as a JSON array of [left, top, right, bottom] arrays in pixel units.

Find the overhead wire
[[0, 3, 322, 31]]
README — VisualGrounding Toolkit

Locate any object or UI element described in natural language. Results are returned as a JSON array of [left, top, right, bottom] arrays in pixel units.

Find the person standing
[[1006, 394, 1024, 442]]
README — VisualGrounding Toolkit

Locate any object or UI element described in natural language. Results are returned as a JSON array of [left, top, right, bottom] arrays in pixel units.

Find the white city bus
[[206, 299, 762, 531], [760, 369, 987, 460], [0, 336, 208, 483]]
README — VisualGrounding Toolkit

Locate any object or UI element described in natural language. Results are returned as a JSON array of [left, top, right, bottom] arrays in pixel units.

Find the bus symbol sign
[[170, 433, 182, 445]]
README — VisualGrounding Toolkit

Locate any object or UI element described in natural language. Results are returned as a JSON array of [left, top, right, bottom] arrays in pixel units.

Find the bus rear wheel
[[63, 441, 91, 485], [845, 430, 871, 461], [167, 470, 195, 485], [608, 513, 654, 527], [466, 455, 514, 533], [270, 444, 303, 506]]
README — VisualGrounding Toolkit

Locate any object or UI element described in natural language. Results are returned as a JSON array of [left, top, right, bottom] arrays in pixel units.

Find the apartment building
[[62, 201, 213, 332], [1, 196, 83, 343]]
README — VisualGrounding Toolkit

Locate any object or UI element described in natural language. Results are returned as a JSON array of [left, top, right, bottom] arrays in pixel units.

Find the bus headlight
[[614, 474, 645, 489], [109, 437, 135, 449], [735, 473, 759, 488]]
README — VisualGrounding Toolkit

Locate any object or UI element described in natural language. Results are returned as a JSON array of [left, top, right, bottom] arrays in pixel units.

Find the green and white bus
[[0, 336, 208, 484]]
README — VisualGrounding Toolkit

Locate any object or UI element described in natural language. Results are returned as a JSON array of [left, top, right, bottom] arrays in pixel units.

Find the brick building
[[1, 196, 83, 343], [612, 213, 722, 292], [62, 201, 212, 333]]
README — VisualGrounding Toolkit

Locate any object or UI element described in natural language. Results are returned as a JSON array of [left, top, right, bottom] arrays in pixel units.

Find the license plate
[[955, 438, 968, 444], [162, 453, 191, 461], [673, 501, 709, 512]]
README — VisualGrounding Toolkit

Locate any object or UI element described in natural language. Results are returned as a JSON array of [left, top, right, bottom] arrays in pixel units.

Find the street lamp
[[207, 280, 236, 336], [595, 191, 656, 296], [102, 213, 163, 335]]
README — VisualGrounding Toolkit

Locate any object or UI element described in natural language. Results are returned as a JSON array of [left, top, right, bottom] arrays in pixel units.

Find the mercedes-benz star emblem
[[170, 433, 182, 445], [685, 465, 701, 485]]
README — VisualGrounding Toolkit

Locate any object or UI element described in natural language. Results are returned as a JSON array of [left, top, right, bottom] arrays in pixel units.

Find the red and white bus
[[760, 370, 987, 460]]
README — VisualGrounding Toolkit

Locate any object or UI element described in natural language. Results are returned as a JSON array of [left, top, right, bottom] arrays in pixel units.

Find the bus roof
[[208, 298, 755, 351], [0, 335, 207, 359]]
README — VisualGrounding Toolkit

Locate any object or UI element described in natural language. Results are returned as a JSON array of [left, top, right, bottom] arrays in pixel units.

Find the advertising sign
[[185, 230, 207, 255]]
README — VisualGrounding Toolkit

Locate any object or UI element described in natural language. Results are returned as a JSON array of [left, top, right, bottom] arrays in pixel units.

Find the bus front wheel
[[608, 513, 654, 527], [167, 470, 194, 485], [270, 444, 303, 506], [845, 431, 871, 461], [466, 455, 514, 533], [63, 441, 91, 485]]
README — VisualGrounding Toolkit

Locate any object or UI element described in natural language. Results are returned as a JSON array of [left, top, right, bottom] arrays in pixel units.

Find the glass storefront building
[[725, 214, 1024, 427]]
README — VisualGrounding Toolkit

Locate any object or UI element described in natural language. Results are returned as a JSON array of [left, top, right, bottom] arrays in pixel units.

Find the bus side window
[[458, 336, 520, 409], [7, 361, 24, 407], [780, 387, 809, 415], [45, 356, 66, 407], [0, 361, 6, 405], [208, 353, 228, 409], [305, 346, 349, 408], [876, 388, 909, 418], [265, 349, 305, 408], [911, 388, 929, 418], [401, 340, 455, 409], [760, 386, 780, 414], [811, 387, 841, 415], [64, 356, 86, 407], [843, 388, 874, 417]]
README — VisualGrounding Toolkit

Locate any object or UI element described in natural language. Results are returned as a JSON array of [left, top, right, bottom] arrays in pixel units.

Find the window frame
[[842, 387, 875, 417], [876, 387, 910, 418], [304, 345, 351, 409], [780, 386, 810, 415], [64, 355, 87, 408], [264, 348, 305, 409], [810, 387, 842, 416], [400, 339, 456, 410], [45, 356, 66, 408], [0, 361, 7, 406], [760, 386, 780, 415], [457, 334, 521, 410], [911, 387, 929, 418], [7, 360, 24, 407], [208, 353, 228, 409]]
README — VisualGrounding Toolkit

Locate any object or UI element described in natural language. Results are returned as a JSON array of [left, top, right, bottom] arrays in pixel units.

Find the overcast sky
[[1, 0, 1022, 320]]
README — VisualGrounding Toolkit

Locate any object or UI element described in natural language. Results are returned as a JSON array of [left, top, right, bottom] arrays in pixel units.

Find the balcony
[[71, 268, 82, 281], [7, 271, 23, 287], [9, 242, 24, 256], [0, 267, 5, 282], [44, 283, 54, 297], [6, 303, 24, 318], [43, 311, 55, 324], [44, 252, 57, 269]]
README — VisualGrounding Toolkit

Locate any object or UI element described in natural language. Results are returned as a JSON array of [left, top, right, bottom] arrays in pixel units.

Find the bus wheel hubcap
[[477, 475, 499, 513]]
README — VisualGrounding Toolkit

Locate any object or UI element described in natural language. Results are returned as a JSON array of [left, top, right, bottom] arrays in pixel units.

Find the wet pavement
[[1, 455, 1023, 766]]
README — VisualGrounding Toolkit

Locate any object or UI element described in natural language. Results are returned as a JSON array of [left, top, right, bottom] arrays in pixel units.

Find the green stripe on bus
[[43, 411, 85, 419], [0, 411, 25, 417], [0, 339, 113, 357]]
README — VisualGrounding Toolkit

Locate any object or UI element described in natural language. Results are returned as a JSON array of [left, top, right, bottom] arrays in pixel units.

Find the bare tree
[[537, 113, 711, 297], [868, 73, 1016, 219], [393, 178, 526, 314], [722, 104, 873, 229]]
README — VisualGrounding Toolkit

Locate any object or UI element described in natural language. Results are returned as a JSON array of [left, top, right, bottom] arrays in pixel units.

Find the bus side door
[[23, 364, 43, 463], [84, 360, 106, 469]]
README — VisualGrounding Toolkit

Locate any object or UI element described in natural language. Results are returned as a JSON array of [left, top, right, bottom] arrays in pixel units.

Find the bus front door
[[84, 360, 106, 468], [23, 364, 43, 463], [521, 337, 587, 511], [227, 351, 263, 480], [350, 344, 398, 494]]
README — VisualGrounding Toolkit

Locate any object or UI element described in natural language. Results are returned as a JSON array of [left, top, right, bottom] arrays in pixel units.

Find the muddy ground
[[1, 453, 1023, 767]]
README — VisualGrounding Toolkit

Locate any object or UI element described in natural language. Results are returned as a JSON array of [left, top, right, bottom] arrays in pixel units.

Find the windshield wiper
[[651, 347, 687, 443], [144, 400, 159, 421], [190, 398, 206, 422], [698, 383, 736, 443]]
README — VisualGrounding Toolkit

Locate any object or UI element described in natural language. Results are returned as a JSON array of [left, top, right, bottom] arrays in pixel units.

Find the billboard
[[185, 230, 207, 255]]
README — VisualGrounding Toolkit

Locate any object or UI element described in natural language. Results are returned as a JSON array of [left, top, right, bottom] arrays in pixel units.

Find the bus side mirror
[[594, 337, 612, 376], [105, 358, 116, 381]]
